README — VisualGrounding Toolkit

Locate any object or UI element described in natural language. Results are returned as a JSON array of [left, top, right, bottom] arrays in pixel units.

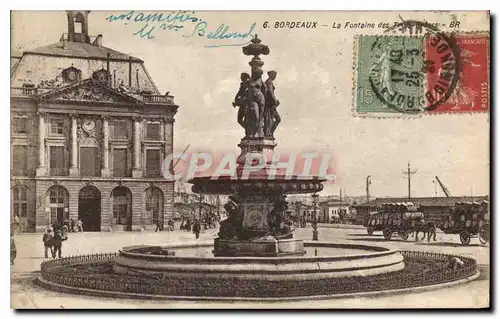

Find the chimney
[[95, 34, 103, 47], [62, 35, 68, 50], [106, 53, 111, 86], [128, 57, 132, 87]]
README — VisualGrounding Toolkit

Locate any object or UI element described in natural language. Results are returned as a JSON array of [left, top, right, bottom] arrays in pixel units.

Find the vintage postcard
[[10, 10, 490, 309]]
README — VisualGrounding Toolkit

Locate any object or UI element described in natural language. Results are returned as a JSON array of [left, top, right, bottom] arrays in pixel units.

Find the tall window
[[50, 119, 64, 135], [112, 187, 131, 225], [12, 186, 28, 218], [113, 149, 128, 177], [12, 145, 28, 176], [146, 149, 161, 177], [48, 186, 68, 223], [146, 187, 163, 223], [80, 147, 99, 176], [13, 117, 28, 134], [50, 146, 65, 176], [146, 122, 161, 140], [110, 120, 128, 139]]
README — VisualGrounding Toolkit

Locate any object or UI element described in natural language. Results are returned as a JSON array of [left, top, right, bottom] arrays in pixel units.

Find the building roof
[[353, 196, 489, 208], [25, 41, 142, 62]]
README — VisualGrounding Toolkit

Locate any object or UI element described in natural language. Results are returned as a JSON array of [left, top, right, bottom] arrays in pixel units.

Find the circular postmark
[[367, 19, 461, 113]]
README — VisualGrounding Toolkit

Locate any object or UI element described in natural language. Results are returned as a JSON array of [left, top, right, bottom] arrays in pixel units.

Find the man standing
[[42, 229, 54, 258], [52, 229, 67, 259], [193, 219, 201, 239], [77, 218, 83, 232], [155, 218, 163, 232], [10, 228, 16, 265]]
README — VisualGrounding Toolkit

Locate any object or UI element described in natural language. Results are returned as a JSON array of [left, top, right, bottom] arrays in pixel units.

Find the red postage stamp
[[426, 33, 490, 113]]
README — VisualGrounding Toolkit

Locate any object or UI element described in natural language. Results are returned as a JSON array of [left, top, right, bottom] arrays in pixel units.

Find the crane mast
[[435, 176, 452, 197]]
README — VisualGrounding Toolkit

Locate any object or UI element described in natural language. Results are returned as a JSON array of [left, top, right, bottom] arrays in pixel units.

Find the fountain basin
[[113, 242, 405, 281]]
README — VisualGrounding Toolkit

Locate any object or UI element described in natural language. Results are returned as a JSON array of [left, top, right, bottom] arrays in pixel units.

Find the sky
[[10, 10, 490, 198]]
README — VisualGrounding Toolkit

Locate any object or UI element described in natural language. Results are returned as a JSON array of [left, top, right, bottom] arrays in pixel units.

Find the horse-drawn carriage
[[365, 211, 383, 235], [287, 212, 307, 228], [438, 200, 489, 245], [365, 202, 425, 241]]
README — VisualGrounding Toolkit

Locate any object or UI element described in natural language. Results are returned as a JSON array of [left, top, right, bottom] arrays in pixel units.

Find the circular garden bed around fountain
[[37, 242, 479, 301]]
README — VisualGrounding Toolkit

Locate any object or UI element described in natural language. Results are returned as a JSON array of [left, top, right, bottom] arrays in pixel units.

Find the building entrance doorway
[[78, 186, 101, 231]]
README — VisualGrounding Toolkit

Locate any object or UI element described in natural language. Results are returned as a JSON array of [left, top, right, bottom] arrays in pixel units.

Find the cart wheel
[[479, 224, 489, 244], [383, 229, 392, 240], [367, 227, 374, 236], [459, 231, 471, 245], [293, 221, 299, 227], [399, 231, 409, 241]]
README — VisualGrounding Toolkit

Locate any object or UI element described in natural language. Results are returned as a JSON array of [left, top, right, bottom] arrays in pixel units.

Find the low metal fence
[[39, 250, 478, 298]]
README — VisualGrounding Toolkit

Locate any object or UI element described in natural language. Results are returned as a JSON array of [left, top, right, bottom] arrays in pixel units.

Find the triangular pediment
[[37, 79, 143, 104]]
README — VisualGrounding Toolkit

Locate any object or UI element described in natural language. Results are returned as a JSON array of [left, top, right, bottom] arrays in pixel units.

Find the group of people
[[42, 228, 67, 259], [180, 218, 203, 239], [155, 218, 175, 232]]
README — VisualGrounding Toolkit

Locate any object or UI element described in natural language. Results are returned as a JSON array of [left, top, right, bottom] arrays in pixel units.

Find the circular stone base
[[113, 242, 405, 280], [37, 244, 479, 300]]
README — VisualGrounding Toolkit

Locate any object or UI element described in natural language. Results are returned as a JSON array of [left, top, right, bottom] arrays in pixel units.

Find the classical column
[[36, 112, 47, 176], [69, 115, 79, 176], [164, 117, 174, 154], [163, 117, 174, 227], [101, 116, 111, 177], [132, 117, 143, 178]]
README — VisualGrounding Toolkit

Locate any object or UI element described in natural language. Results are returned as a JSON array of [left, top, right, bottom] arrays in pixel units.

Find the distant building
[[11, 11, 178, 232], [319, 199, 350, 223], [352, 196, 489, 225]]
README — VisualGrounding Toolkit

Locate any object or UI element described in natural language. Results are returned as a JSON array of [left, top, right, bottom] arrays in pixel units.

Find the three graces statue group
[[233, 70, 281, 138], [232, 36, 281, 139]]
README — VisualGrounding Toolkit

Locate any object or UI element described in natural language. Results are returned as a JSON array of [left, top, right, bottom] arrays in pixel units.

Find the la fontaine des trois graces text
[[264, 20, 462, 29]]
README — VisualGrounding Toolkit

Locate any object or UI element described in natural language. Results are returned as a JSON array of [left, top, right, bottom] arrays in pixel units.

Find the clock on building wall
[[82, 120, 96, 133]]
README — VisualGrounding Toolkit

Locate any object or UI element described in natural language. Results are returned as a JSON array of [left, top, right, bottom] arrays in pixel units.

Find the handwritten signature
[[105, 11, 255, 48]]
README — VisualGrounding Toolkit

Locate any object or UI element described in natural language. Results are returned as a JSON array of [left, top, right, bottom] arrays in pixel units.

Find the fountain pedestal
[[188, 36, 325, 258], [191, 137, 323, 257]]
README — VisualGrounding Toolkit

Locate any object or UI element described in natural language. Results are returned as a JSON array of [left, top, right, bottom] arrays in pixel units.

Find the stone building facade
[[11, 11, 178, 232]]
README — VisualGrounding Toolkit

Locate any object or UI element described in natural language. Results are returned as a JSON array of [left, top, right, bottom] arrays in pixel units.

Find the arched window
[[74, 12, 84, 33], [12, 186, 28, 218]]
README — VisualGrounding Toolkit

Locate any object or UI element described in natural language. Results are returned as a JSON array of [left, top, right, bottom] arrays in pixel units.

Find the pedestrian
[[52, 220, 61, 232], [10, 228, 16, 265], [193, 219, 201, 239], [70, 218, 75, 233], [52, 229, 67, 259], [42, 229, 54, 258], [77, 218, 83, 232], [62, 223, 69, 238], [427, 222, 437, 242], [167, 219, 174, 231], [155, 218, 162, 232]]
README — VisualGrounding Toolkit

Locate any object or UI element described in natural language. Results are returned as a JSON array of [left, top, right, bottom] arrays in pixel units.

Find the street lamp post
[[312, 193, 319, 241]]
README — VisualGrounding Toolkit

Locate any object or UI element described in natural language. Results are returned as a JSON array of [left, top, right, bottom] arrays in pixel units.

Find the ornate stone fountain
[[189, 35, 325, 257], [37, 36, 480, 301]]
